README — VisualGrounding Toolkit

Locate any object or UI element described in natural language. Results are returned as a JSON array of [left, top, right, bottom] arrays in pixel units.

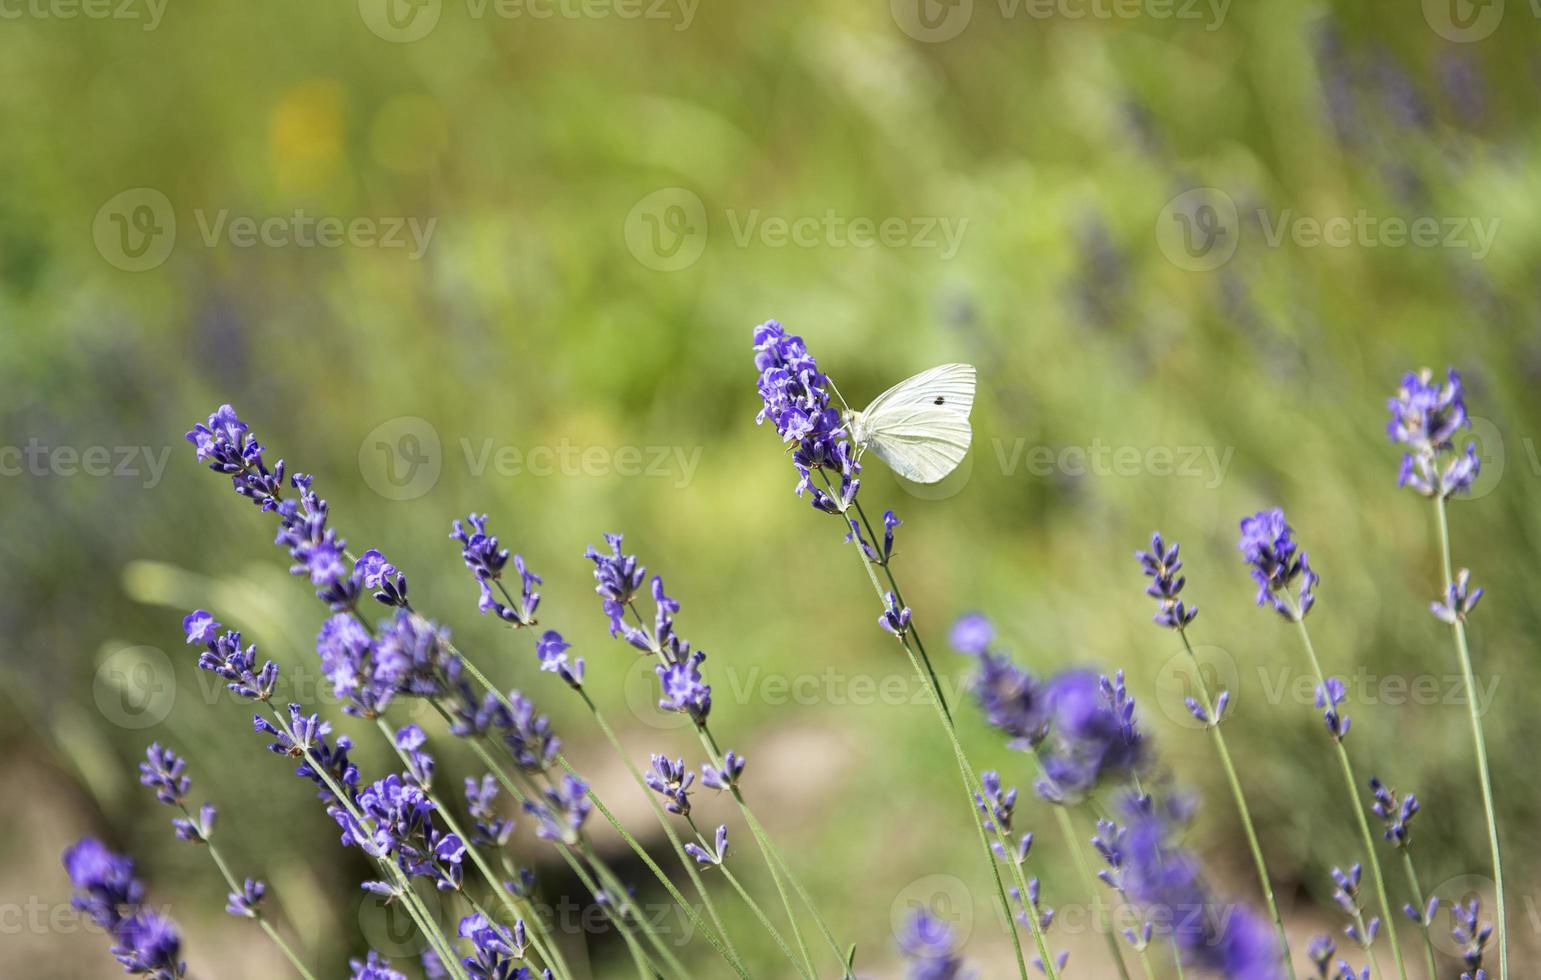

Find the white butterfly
[[842, 363, 976, 484]]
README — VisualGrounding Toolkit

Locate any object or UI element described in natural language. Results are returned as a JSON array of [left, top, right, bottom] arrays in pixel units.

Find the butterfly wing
[[862, 406, 973, 484], [861, 363, 976, 420]]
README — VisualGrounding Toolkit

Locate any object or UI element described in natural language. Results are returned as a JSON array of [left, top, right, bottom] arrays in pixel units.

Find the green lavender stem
[[265, 706, 470, 980], [1285, 604, 1406, 980], [839, 501, 1065, 978], [1399, 850, 1439, 980], [442, 636, 746, 976], [178, 804, 319, 980], [1434, 495, 1507, 980], [1176, 629, 1295, 977], [456, 730, 662, 978], [485, 581, 751, 976], [374, 717, 573, 980], [684, 813, 808, 980], [620, 600, 840, 978], [849, 498, 1118, 980]]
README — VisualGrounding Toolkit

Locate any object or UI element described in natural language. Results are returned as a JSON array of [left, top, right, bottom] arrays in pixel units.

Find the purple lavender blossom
[[226, 879, 266, 919], [1136, 533, 1198, 629], [252, 704, 360, 809], [1432, 568, 1484, 624], [138, 744, 216, 842], [1307, 934, 1336, 977], [184, 612, 278, 702], [1117, 803, 1283, 978], [1451, 896, 1491, 974], [752, 320, 862, 512], [949, 613, 995, 656], [316, 613, 393, 718], [701, 751, 745, 791], [1367, 777, 1418, 847], [897, 907, 970, 980], [139, 743, 191, 806], [974, 771, 1016, 835], [464, 775, 514, 848], [967, 647, 1047, 750], [684, 825, 730, 867], [372, 611, 454, 702], [494, 691, 561, 773], [356, 549, 409, 608], [1238, 508, 1319, 619], [346, 774, 464, 892], [879, 591, 913, 637], [525, 774, 591, 845], [645, 755, 694, 816], [535, 630, 584, 689], [63, 837, 144, 932], [451, 514, 540, 625], [1330, 864, 1379, 948], [186, 406, 364, 609], [1315, 678, 1352, 741], [350, 951, 408, 980], [458, 913, 530, 979], [584, 532, 647, 636], [394, 725, 435, 789], [1387, 368, 1482, 497], [63, 838, 186, 978], [1034, 670, 1146, 802], [657, 650, 712, 722]]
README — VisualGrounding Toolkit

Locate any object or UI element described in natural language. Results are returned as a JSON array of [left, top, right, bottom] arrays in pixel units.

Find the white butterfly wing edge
[[853, 363, 976, 484]]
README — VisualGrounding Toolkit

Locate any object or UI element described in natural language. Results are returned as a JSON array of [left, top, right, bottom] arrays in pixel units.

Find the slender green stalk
[[373, 717, 572, 980], [686, 810, 806, 979], [571, 690, 747, 976], [1044, 804, 1123, 979], [458, 732, 659, 979], [441, 635, 745, 976], [1135, 947, 1157, 980], [1172, 942, 1187, 979], [485, 582, 750, 976], [1434, 496, 1507, 980], [265, 706, 469, 980], [839, 496, 1058, 979], [1399, 850, 1439, 980], [178, 804, 319, 980], [1176, 629, 1294, 976], [618, 600, 834, 978], [688, 724, 816, 979], [577, 839, 694, 980], [1286, 605, 1406, 980]]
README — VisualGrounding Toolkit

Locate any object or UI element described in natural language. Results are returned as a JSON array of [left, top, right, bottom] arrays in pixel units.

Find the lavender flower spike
[[1136, 532, 1197, 629], [684, 825, 730, 867], [1316, 678, 1352, 740], [1238, 508, 1319, 619], [897, 907, 969, 980], [1432, 568, 1484, 624], [1387, 368, 1482, 497], [63, 837, 187, 979], [701, 750, 745, 791], [879, 591, 913, 637]]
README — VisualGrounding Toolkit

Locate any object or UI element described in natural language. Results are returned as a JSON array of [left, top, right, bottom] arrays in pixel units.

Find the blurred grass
[[4, 0, 1541, 976]]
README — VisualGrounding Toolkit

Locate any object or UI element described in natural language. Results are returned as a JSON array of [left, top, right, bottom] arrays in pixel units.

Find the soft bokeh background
[[3, 0, 1539, 976]]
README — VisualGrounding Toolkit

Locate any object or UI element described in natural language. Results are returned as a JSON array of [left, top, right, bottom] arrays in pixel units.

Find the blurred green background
[[3, 0, 1539, 975]]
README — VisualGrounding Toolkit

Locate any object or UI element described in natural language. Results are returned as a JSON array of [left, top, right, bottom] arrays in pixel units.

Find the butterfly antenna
[[827, 376, 852, 413]]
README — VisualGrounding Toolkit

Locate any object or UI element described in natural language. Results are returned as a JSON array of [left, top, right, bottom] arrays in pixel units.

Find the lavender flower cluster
[[61, 344, 1507, 980]]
